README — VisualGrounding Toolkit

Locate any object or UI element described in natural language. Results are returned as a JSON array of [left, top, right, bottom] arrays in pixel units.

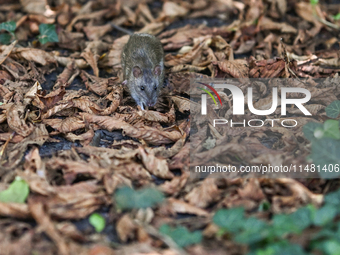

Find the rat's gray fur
[[121, 33, 164, 110]]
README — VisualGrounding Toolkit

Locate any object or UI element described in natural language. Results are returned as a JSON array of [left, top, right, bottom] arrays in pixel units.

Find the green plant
[[89, 213, 106, 232], [212, 188, 340, 255], [302, 100, 340, 178], [114, 186, 164, 210], [332, 13, 340, 20], [309, 0, 319, 6], [159, 224, 202, 248], [0, 176, 29, 203], [38, 24, 59, 44], [0, 21, 16, 44]]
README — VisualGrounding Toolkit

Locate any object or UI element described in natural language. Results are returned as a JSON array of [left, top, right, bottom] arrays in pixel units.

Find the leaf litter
[[0, 0, 340, 254]]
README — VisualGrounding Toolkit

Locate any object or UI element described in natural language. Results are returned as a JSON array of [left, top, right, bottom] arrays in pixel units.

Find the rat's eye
[[140, 86, 145, 91], [154, 85, 157, 91]]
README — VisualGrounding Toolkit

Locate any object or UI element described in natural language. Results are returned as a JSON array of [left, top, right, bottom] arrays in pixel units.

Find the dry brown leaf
[[166, 198, 210, 217], [138, 147, 174, 179], [185, 178, 221, 208], [6, 103, 34, 137], [80, 113, 182, 145], [80, 71, 108, 96], [116, 214, 137, 242], [43, 117, 85, 133], [213, 59, 249, 78], [159, 172, 189, 195]]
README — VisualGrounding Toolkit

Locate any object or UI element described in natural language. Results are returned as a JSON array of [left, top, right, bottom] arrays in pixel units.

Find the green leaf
[[159, 224, 202, 248], [313, 204, 337, 226], [326, 100, 340, 118], [321, 120, 340, 139], [310, 120, 340, 140], [38, 24, 59, 44], [213, 207, 245, 233], [0, 21, 16, 33], [288, 206, 313, 231], [324, 188, 340, 206], [314, 240, 340, 255], [0, 33, 12, 45], [258, 201, 271, 212], [332, 13, 340, 20], [114, 186, 164, 210], [234, 217, 269, 244], [303, 122, 323, 141], [89, 213, 106, 232], [310, 0, 319, 5], [272, 214, 299, 236], [255, 242, 308, 255], [0, 176, 29, 203], [310, 138, 340, 178]]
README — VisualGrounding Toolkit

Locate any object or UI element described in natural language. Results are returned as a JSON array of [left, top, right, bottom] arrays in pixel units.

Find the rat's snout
[[147, 99, 156, 107]]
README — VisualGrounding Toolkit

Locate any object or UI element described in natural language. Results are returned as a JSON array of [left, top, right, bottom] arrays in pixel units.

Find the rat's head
[[129, 64, 163, 109]]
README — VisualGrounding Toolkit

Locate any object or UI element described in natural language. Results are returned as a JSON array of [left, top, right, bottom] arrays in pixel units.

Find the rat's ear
[[133, 66, 141, 78], [154, 65, 161, 76]]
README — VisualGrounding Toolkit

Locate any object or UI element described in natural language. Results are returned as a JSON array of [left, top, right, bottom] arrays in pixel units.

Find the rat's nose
[[147, 100, 156, 107]]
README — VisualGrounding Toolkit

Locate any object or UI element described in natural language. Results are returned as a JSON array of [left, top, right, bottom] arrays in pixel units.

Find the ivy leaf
[[159, 224, 202, 248], [320, 120, 340, 140], [313, 204, 337, 226], [310, 138, 340, 178], [303, 122, 323, 141], [325, 100, 340, 118], [234, 217, 269, 244], [289, 206, 313, 230], [332, 13, 340, 20], [313, 240, 340, 255], [89, 213, 106, 232], [213, 207, 245, 233], [0, 33, 12, 44], [114, 186, 164, 210], [324, 188, 340, 206], [0, 176, 29, 203], [0, 21, 16, 34], [309, 120, 340, 140], [256, 242, 308, 255], [38, 24, 59, 44]]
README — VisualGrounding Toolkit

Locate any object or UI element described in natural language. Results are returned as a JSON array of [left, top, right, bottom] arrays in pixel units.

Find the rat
[[111, 23, 164, 110]]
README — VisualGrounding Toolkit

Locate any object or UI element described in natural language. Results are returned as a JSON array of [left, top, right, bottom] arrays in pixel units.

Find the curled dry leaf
[[36, 86, 66, 111], [80, 71, 108, 96], [47, 158, 110, 184], [116, 214, 137, 242], [43, 117, 85, 133], [0, 202, 30, 219], [6, 103, 34, 137], [213, 59, 249, 78], [237, 178, 266, 202], [83, 24, 112, 41], [185, 178, 221, 208], [138, 107, 176, 124], [159, 171, 189, 195], [249, 57, 287, 78], [81, 48, 99, 78], [28, 195, 69, 255], [138, 147, 174, 179], [80, 113, 182, 145], [161, 1, 189, 18], [54, 55, 89, 68], [8, 48, 57, 66], [171, 96, 190, 113], [166, 198, 210, 217]]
